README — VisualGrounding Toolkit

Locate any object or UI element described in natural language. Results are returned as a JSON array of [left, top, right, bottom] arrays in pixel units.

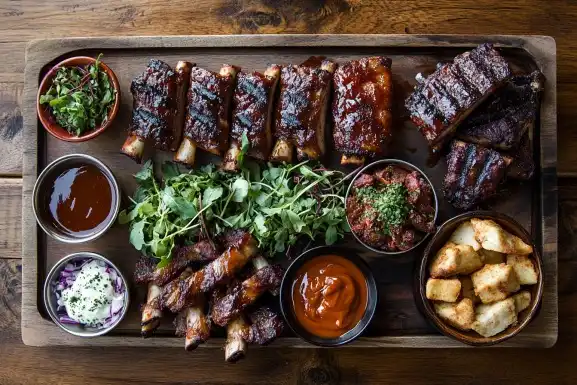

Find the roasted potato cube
[[459, 276, 480, 304], [471, 263, 520, 304], [472, 298, 518, 337], [511, 291, 531, 313], [430, 242, 483, 278], [470, 218, 533, 255], [426, 278, 461, 302], [449, 221, 481, 251], [507, 255, 539, 285], [479, 249, 506, 264], [434, 298, 475, 331]]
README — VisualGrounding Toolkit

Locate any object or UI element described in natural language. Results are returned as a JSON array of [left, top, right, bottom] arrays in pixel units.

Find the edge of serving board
[[21, 34, 558, 348]]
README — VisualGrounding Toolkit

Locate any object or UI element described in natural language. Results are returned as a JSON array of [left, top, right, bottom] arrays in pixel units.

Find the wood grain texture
[[1, 180, 577, 383], [20, 35, 557, 348], [0, 0, 576, 175], [0, 178, 21, 259]]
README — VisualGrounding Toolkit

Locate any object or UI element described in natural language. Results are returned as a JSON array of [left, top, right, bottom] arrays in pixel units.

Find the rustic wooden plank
[[0, 259, 21, 343], [20, 34, 557, 348], [0, 178, 21, 259], [0, 82, 23, 176]]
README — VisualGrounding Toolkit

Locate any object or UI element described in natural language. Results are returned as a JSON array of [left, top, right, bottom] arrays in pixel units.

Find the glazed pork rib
[[122, 60, 192, 163], [175, 65, 239, 167], [406, 44, 511, 151], [134, 240, 220, 286], [270, 57, 336, 163], [141, 282, 162, 337], [457, 71, 544, 151], [443, 140, 512, 210], [211, 256, 283, 327], [222, 65, 281, 171], [333, 57, 393, 165], [161, 231, 258, 313]]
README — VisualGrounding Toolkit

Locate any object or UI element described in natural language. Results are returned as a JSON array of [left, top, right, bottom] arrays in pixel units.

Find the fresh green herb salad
[[119, 158, 350, 266], [39, 54, 116, 136]]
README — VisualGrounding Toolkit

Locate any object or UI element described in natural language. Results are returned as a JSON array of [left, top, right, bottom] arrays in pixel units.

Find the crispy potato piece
[[471, 263, 520, 304], [430, 242, 483, 278], [434, 298, 475, 331], [507, 255, 539, 285], [449, 221, 481, 251], [472, 298, 518, 337], [426, 278, 461, 302], [479, 249, 506, 265], [459, 276, 480, 304], [470, 218, 533, 255], [511, 291, 531, 313]]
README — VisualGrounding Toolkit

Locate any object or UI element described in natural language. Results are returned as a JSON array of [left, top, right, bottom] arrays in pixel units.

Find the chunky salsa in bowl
[[345, 159, 438, 254]]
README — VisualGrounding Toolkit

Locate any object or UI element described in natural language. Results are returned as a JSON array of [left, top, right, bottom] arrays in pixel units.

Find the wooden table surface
[[1, 1, 576, 384]]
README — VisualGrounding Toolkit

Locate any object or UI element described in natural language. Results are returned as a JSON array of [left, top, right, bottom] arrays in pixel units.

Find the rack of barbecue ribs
[[270, 56, 336, 163], [332, 57, 393, 165], [121, 60, 192, 163], [222, 65, 281, 171], [457, 71, 544, 151], [405, 44, 512, 156], [174, 64, 239, 167], [443, 140, 512, 210]]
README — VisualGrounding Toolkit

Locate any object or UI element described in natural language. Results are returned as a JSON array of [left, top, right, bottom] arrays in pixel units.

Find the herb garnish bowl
[[345, 159, 438, 255], [37, 56, 120, 142]]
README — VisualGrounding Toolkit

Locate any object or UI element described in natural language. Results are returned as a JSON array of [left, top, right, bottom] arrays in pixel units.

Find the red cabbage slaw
[[52, 258, 126, 329]]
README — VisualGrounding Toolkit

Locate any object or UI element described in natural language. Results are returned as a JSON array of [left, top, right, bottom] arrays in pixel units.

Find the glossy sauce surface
[[46, 164, 114, 236], [292, 254, 368, 338]]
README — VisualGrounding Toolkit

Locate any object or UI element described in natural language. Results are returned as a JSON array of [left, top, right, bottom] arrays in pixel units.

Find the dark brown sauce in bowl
[[33, 154, 120, 242], [46, 164, 114, 237], [292, 254, 368, 339]]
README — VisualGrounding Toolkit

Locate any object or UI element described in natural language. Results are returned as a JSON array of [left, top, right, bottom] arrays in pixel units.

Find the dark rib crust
[[274, 57, 334, 157], [243, 307, 284, 345], [443, 140, 512, 209], [406, 44, 511, 147], [332, 56, 393, 158], [211, 265, 283, 327], [129, 59, 184, 151], [183, 65, 237, 155], [457, 71, 544, 150], [230, 66, 281, 160]]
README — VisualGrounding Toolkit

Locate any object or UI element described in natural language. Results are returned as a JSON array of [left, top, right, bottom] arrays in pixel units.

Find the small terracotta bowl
[[37, 56, 121, 142], [417, 211, 544, 346]]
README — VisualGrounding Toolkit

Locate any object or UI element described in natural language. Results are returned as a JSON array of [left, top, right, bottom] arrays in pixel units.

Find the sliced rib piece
[[223, 65, 281, 171], [443, 140, 512, 210], [242, 306, 285, 345], [122, 60, 192, 163], [457, 71, 544, 151], [141, 282, 162, 337], [211, 258, 283, 327], [175, 65, 239, 167], [161, 231, 258, 313], [406, 44, 511, 152], [333, 57, 393, 165], [271, 57, 335, 163], [174, 298, 211, 351], [505, 132, 535, 180], [134, 240, 219, 286], [225, 316, 249, 363]]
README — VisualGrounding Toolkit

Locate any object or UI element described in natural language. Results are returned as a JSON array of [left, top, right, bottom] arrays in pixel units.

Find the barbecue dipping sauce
[[292, 255, 368, 338], [46, 164, 114, 236]]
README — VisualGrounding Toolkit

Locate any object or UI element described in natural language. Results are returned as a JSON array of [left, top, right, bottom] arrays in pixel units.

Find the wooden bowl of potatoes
[[418, 211, 543, 346]]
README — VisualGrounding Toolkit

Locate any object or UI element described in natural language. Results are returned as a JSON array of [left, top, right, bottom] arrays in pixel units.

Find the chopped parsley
[[356, 183, 410, 235]]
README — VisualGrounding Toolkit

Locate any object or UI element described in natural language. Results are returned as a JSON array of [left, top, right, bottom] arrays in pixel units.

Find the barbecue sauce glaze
[[292, 255, 368, 338], [46, 164, 114, 236]]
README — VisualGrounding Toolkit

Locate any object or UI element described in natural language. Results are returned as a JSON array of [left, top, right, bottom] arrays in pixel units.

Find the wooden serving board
[[21, 35, 557, 348]]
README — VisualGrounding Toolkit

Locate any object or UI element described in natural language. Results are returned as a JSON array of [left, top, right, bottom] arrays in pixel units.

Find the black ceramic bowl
[[345, 159, 439, 255], [279, 246, 378, 347]]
